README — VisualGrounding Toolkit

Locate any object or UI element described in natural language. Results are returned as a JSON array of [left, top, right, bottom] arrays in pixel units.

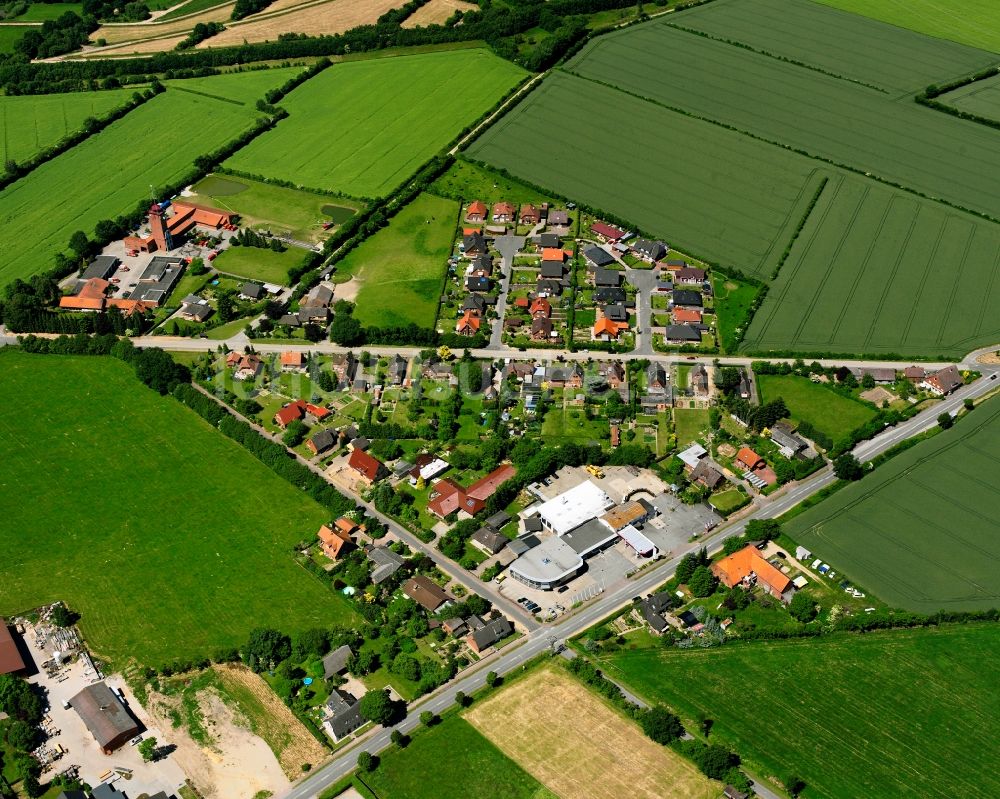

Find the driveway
[[489, 234, 525, 349]]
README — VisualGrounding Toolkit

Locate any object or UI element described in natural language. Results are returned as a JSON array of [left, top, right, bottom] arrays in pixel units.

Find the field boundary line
[[662, 20, 890, 94], [760, 168, 826, 279], [898, 214, 948, 344], [860, 196, 920, 352], [169, 84, 247, 105], [825, 190, 895, 346], [973, 246, 1000, 339]]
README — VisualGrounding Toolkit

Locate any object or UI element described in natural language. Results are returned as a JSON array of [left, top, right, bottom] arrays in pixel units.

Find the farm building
[[0, 620, 26, 675], [123, 201, 233, 254], [711, 545, 794, 603], [69, 682, 140, 754], [921, 365, 964, 395]]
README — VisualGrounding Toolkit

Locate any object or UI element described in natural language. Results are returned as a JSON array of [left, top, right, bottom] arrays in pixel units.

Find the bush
[[788, 591, 817, 623], [641, 706, 683, 745], [833, 453, 863, 481], [688, 565, 718, 597]]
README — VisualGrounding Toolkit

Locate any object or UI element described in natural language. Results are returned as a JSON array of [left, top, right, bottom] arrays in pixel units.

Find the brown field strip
[[402, 0, 476, 28], [95, 4, 234, 43], [466, 665, 716, 799], [200, 0, 399, 46]]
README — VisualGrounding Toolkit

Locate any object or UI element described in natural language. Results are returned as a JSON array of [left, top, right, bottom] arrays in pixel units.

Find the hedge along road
[[277, 367, 1000, 799]]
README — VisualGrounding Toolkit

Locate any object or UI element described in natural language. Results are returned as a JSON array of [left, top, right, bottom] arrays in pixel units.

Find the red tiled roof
[[427, 465, 515, 518], [592, 222, 625, 240], [275, 400, 306, 427], [456, 311, 481, 333], [466, 201, 487, 219], [348, 448, 385, 481], [593, 317, 628, 338], [711, 545, 792, 596], [281, 351, 304, 367], [672, 308, 702, 324], [736, 447, 763, 469], [529, 298, 551, 318]]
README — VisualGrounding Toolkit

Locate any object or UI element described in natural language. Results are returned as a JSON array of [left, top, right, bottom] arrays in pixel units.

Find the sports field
[[467, 70, 822, 278], [0, 351, 356, 666], [788, 394, 1000, 612], [165, 65, 306, 104], [0, 88, 137, 166], [596, 625, 1000, 799], [224, 49, 526, 198], [336, 192, 457, 330], [0, 89, 265, 287], [563, 7, 1000, 223], [363, 715, 552, 799], [672, 0, 993, 93], [756, 373, 877, 442], [743, 174, 1000, 357], [940, 73, 1000, 120], [466, 665, 715, 799], [813, 0, 1000, 54], [186, 173, 360, 244]]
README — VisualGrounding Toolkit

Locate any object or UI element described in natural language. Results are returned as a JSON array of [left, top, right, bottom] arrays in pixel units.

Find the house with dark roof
[[367, 546, 406, 584], [322, 645, 353, 679], [675, 267, 706, 285], [323, 691, 363, 742], [536, 232, 560, 248], [69, 682, 140, 754], [531, 317, 553, 341], [469, 254, 493, 277], [540, 259, 564, 279], [0, 620, 26, 675], [239, 282, 264, 301], [347, 448, 387, 485], [547, 209, 570, 226], [647, 362, 668, 391], [463, 294, 488, 314], [921, 365, 963, 395], [536, 278, 563, 296], [690, 460, 724, 490], [594, 287, 626, 305], [672, 289, 703, 308], [640, 593, 673, 634], [584, 245, 616, 268], [593, 267, 622, 288], [402, 576, 451, 612], [307, 429, 336, 456], [388, 354, 408, 385], [471, 527, 508, 555], [632, 239, 667, 263], [467, 616, 512, 654], [664, 324, 701, 343], [82, 255, 119, 281], [467, 275, 491, 292], [462, 232, 487, 258]]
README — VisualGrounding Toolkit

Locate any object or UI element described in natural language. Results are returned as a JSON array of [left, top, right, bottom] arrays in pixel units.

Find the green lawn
[[673, 408, 710, 446], [708, 487, 748, 515], [431, 158, 559, 209], [595, 624, 1000, 799], [756, 373, 876, 442], [12, 2, 81, 19], [363, 715, 550, 799], [0, 87, 137, 166], [0, 88, 266, 287], [813, 0, 1000, 53], [0, 351, 357, 667], [712, 273, 760, 354], [225, 49, 526, 198], [205, 315, 254, 339], [787, 394, 1000, 613], [214, 243, 310, 285], [540, 406, 608, 445], [186, 172, 361, 244], [338, 192, 458, 330], [0, 25, 26, 53]]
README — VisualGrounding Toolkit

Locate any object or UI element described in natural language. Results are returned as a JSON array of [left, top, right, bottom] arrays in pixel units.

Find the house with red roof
[[519, 204, 540, 225], [456, 311, 481, 336], [492, 202, 516, 223], [591, 221, 626, 243], [529, 297, 551, 319], [712, 545, 794, 603], [280, 351, 306, 372], [347, 448, 387, 485], [317, 522, 353, 560], [593, 317, 629, 341], [465, 201, 487, 223], [427, 464, 516, 519], [672, 307, 702, 324]]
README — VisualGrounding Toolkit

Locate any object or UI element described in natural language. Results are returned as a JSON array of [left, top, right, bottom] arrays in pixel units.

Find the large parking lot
[[18, 619, 186, 797]]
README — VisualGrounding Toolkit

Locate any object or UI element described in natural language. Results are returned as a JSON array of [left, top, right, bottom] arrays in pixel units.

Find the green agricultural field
[[165, 65, 305, 105], [0, 88, 266, 287], [672, 0, 993, 93], [940, 73, 1000, 120], [0, 351, 357, 666], [743, 174, 1000, 357], [787, 395, 1000, 613], [467, 70, 823, 279], [186, 172, 361, 244], [335, 192, 457, 330], [225, 49, 526, 198], [363, 715, 551, 799], [564, 7, 1000, 223], [157, 0, 230, 20], [213, 243, 311, 285], [11, 2, 82, 19], [596, 625, 1000, 799], [756, 372, 877, 442], [814, 0, 1000, 54], [0, 25, 26, 53], [0, 88, 137, 166]]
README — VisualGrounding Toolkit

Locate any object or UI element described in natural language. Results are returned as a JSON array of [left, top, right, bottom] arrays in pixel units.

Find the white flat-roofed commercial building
[[508, 537, 584, 590], [618, 524, 659, 558], [535, 480, 614, 536]]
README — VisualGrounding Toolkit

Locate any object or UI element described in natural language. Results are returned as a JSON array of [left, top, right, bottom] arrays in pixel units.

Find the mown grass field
[[467, 69, 822, 279], [0, 351, 357, 666], [213, 243, 311, 285], [787, 395, 1000, 613], [363, 715, 551, 799], [11, 2, 82, 19], [225, 49, 526, 198], [0, 89, 265, 287], [756, 372, 877, 442], [596, 625, 1000, 799], [0, 88, 137, 165], [673, 408, 710, 446], [0, 26, 26, 53], [467, 665, 715, 799], [941, 73, 1000, 120], [672, 0, 994, 93], [813, 0, 1000, 54], [336, 192, 457, 329], [565, 4, 1000, 223], [743, 173, 1000, 357], [187, 172, 361, 244]]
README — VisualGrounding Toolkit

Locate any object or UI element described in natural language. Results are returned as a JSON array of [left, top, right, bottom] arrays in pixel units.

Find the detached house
[[632, 239, 667, 263], [531, 317, 553, 341], [529, 297, 551, 319], [519, 204, 540, 225], [921, 365, 963, 395], [317, 521, 354, 560], [492, 202, 516, 223], [664, 325, 701, 344], [584, 245, 616, 268], [347, 448, 387, 485], [591, 221, 626, 243], [462, 232, 487, 258], [456, 311, 482, 336], [675, 267, 706, 285], [593, 317, 629, 341], [672, 289, 703, 308], [465, 200, 487, 223], [712, 545, 794, 603], [226, 351, 262, 381], [280, 351, 306, 372]]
